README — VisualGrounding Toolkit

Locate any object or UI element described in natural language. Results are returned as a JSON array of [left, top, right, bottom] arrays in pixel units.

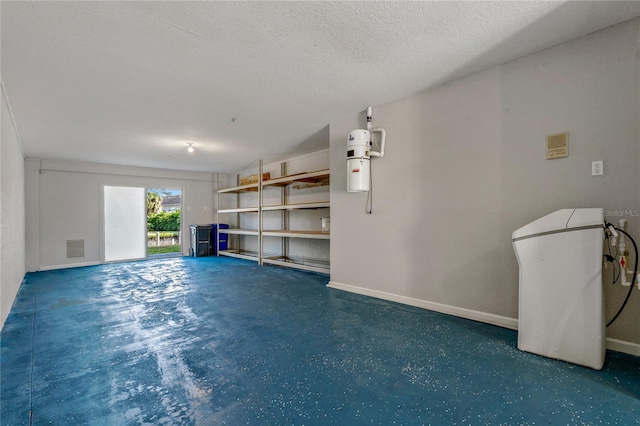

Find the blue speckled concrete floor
[[2, 257, 640, 425]]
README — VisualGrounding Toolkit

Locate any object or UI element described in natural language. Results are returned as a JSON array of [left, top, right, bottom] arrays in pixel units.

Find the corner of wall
[[1, 79, 27, 329]]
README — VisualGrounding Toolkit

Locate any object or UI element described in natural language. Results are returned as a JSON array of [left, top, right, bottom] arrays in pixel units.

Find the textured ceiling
[[2, 1, 639, 173]]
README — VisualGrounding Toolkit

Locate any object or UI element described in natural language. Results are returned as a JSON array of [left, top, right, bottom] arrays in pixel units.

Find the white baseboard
[[327, 281, 518, 330], [327, 281, 640, 357], [39, 261, 101, 271], [606, 338, 640, 356]]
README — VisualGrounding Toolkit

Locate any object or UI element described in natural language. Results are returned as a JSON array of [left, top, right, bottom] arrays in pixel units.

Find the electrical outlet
[[592, 161, 603, 176]]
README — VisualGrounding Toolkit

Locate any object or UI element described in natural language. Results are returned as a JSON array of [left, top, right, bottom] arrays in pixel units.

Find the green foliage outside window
[[148, 210, 181, 231]]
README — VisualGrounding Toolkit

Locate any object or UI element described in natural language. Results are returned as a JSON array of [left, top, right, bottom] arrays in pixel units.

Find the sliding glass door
[[103, 186, 146, 262]]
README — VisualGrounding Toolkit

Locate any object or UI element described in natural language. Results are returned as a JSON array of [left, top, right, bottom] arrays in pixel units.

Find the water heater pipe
[[619, 219, 630, 286], [608, 225, 619, 246], [369, 128, 386, 158]]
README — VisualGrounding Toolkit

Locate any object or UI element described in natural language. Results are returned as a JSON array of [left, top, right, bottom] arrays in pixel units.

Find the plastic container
[[512, 208, 604, 369], [211, 224, 229, 255], [189, 224, 212, 257]]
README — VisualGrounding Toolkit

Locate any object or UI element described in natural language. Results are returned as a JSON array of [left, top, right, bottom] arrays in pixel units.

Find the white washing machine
[[512, 208, 605, 370]]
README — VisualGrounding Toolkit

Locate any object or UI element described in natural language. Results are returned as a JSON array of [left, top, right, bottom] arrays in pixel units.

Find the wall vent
[[66, 240, 85, 259]]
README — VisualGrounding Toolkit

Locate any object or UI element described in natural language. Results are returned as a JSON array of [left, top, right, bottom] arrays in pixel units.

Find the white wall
[[25, 159, 216, 270], [330, 19, 640, 344], [1, 84, 26, 328]]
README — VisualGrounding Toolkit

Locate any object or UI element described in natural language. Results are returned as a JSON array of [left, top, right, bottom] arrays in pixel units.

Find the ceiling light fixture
[[187, 143, 194, 153]]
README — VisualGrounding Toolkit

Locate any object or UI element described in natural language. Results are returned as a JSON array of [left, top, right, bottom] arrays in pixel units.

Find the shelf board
[[262, 169, 330, 188], [217, 207, 259, 214], [262, 201, 330, 211], [263, 256, 330, 274], [262, 230, 330, 240], [218, 183, 259, 194], [224, 228, 259, 236], [219, 249, 259, 262]]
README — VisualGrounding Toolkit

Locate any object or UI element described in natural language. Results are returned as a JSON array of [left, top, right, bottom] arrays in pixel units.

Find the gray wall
[[1, 84, 26, 328], [24, 159, 217, 271], [330, 19, 640, 343]]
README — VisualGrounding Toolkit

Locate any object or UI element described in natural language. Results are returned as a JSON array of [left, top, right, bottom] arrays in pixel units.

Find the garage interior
[[2, 2, 640, 424]]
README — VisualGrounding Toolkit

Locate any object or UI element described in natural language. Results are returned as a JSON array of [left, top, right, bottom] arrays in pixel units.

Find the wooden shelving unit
[[262, 230, 329, 239], [217, 182, 259, 194], [262, 201, 330, 211], [262, 255, 330, 274], [263, 169, 330, 188], [224, 228, 260, 236], [218, 249, 260, 262], [215, 161, 263, 263], [217, 207, 260, 214], [216, 159, 330, 273]]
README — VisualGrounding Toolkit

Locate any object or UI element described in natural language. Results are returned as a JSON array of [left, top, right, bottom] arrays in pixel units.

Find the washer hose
[[606, 225, 638, 327]]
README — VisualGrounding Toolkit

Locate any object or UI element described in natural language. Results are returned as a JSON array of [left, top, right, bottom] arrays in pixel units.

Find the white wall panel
[[1, 85, 26, 328]]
